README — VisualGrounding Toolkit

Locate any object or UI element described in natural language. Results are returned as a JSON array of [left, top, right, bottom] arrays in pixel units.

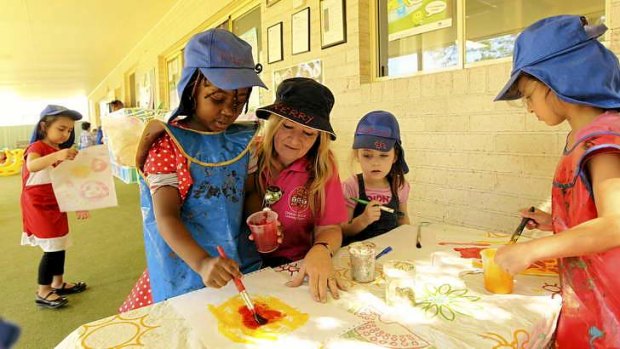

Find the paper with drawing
[[50, 145, 118, 211]]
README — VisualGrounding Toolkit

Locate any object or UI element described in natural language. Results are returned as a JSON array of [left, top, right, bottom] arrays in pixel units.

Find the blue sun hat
[[30, 105, 83, 149], [353, 110, 409, 174], [495, 15, 620, 109], [169, 28, 267, 121]]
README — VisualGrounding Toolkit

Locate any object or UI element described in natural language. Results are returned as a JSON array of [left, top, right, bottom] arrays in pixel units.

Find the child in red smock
[[21, 105, 90, 309], [493, 16, 620, 348]]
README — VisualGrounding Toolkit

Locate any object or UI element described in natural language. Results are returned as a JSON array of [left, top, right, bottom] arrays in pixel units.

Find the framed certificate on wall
[[320, 0, 347, 49], [292, 7, 310, 55], [267, 22, 283, 64]]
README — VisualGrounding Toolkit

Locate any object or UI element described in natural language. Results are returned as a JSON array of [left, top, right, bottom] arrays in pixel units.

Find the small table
[[57, 223, 561, 348]]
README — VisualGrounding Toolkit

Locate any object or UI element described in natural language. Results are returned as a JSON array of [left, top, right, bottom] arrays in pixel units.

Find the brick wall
[[91, 0, 620, 233]]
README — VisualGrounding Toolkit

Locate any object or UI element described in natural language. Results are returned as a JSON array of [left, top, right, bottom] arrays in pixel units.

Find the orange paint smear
[[453, 247, 484, 259], [238, 303, 284, 329]]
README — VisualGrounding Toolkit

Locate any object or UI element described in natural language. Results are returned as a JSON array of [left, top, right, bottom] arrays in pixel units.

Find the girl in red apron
[[22, 105, 90, 309], [494, 16, 620, 348]]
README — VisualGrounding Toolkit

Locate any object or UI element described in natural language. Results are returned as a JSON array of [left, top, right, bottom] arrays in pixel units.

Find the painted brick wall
[[261, 0, 616, 233], [91, 0, 620, 233]]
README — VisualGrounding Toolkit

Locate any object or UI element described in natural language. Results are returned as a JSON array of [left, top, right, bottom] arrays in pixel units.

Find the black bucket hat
[[256, 77, 336, 140]]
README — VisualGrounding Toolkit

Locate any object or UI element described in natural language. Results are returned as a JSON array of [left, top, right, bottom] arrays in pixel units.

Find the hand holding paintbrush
[[349, 197, 405, 217], [509, 207, 536, 244], [216, 246, 267, 326]]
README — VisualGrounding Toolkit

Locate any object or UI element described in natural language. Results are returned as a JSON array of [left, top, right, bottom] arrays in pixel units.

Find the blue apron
[[139, 122, 261, 302]]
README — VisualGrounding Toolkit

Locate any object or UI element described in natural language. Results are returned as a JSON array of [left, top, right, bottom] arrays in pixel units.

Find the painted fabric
[[551, 111, 620, 348], [140, 121, 262, 302], [20, 141, 69, 252]]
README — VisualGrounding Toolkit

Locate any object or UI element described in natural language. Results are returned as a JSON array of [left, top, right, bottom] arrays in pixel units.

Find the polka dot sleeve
[[143, 134, 193, 200]]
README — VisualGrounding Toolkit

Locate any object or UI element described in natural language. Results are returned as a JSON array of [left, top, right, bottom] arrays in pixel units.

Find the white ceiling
[[0, 0, 179, 100]]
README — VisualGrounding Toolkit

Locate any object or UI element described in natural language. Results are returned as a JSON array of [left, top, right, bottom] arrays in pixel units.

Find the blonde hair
[[256, 114, 336, 216]]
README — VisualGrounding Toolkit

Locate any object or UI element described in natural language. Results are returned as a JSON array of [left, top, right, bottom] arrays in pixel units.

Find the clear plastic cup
[[349, 242, 376, 283], [480, 248, 514, 294], [247, 209, 279, 253], [383, 260, 416, 306]]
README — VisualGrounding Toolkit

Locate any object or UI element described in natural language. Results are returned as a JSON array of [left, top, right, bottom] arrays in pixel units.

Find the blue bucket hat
[[170, 28, 267, 121], [495, 15, 620, 109], [30, 105, 83, 148], [353, 110, 409, 173]]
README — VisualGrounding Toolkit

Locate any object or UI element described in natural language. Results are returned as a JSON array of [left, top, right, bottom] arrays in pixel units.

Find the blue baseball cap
[[353, 110, 408, 173], [30, 105, 83, 148], [170, 28, 267, 120], [495, 15, 620, 109]]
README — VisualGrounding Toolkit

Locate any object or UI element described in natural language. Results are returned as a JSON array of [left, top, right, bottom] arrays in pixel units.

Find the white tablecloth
[[57, 223, 561, 348]]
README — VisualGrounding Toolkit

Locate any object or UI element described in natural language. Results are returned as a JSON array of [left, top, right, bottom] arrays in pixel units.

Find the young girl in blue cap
[[21, 105, 90, 309], [493, 15, 620, 348], [341, 111, 411, 245], [120, 28, 266, 312]]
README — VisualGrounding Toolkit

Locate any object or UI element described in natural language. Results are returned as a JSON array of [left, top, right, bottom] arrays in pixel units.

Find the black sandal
[[35, 291, 68, 309], [53, 281, 87, 295]]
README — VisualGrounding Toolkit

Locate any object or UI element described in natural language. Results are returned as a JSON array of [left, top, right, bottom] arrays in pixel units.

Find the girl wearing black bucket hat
[[245, 78, 348, 303], [120, 28, 267, 312], [493, 16, 620, 348]]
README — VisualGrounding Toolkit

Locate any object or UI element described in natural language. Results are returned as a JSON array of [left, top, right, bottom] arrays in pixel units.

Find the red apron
[[551, 112, 620, 348]]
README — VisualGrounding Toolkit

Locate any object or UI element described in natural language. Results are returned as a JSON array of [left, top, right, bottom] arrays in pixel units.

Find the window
[[232, 6, 262, 113], [378, 0, 458, 77], [465, 0, 604, 64], [165, 52, 183, 111], [376, 0, 605, 78]]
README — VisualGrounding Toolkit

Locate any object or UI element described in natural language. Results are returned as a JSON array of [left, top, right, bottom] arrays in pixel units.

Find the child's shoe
[[35, 291, 68, 309], [53, 281, 87, 295]]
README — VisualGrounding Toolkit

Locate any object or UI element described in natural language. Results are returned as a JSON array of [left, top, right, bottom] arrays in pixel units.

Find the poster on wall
[[273, 59, 322, 91], [387, 0, 452, 41]]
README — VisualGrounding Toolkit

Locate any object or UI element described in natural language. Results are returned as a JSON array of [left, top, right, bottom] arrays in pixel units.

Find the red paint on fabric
[[453, 247, 483, 259], [238, 303, 284, 329]]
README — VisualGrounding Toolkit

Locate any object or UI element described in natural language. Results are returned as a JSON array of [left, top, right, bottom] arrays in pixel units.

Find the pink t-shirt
[[342, 174, 410, 209], [262, 157, 348, 262]]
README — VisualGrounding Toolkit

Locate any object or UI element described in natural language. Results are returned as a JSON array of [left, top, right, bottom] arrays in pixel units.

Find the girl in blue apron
[[120, 29, 266, 311]]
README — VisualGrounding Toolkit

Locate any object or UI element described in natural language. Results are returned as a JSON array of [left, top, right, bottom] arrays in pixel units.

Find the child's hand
[[76, 211, 90, 220], [56, 148, 78, 161], [495, 242, 536, 275], [520, 207, 553, 231], [198, 256, 242, 288], [361, 200, 382, 226]]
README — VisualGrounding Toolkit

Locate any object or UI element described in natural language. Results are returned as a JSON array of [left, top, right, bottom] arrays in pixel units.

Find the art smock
[[20, 141, 70, 252], [139, 120, 262, 303], [551, 111, 620, 348]]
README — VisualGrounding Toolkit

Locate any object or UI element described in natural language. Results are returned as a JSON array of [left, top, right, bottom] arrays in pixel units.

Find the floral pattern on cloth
[[417, 284, 481, 321]]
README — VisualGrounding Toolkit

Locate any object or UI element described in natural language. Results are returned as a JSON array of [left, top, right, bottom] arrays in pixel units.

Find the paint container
[[383, 260, 416, 306], [247, 209, 279, 253], [348, 242, 376, 283], [480, 248, 513, 294]]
